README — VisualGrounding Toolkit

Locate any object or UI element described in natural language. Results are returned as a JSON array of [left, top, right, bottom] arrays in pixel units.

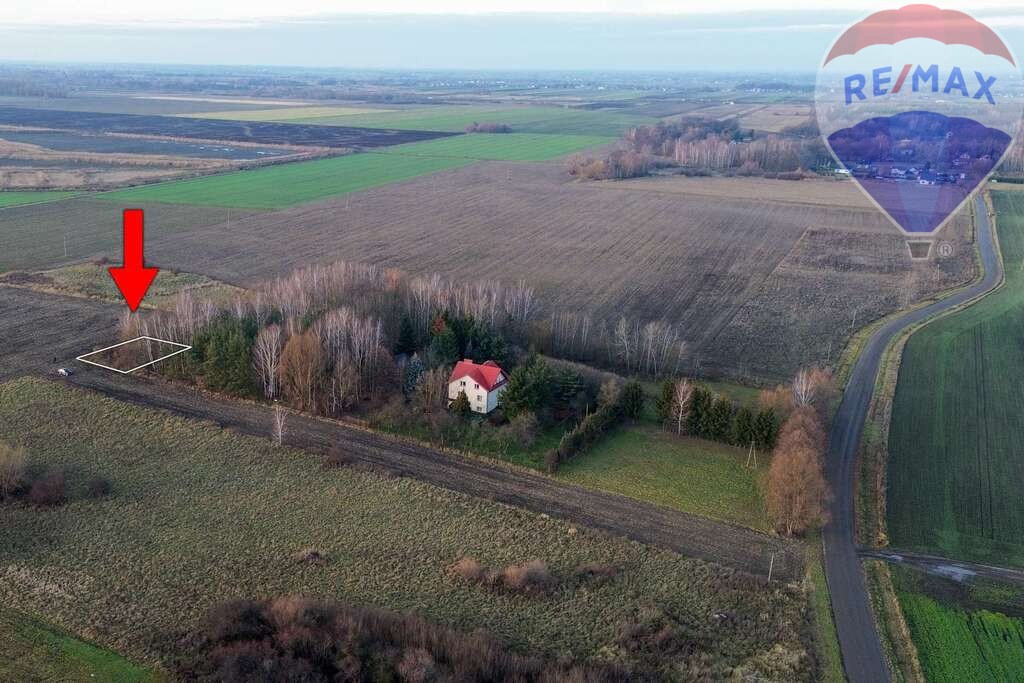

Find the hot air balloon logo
[[815, 5, 1022, 249]]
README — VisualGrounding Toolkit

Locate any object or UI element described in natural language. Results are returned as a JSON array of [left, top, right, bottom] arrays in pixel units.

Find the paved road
[[824, 195, 1002, 683], [0, 287, 803, 581], [860, 547, 1024, 587]]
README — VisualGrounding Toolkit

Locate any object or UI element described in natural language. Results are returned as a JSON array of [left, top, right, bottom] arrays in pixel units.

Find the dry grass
[[0, 377, 815, 679], [0, 263, 240, 309], [738, 104, 813, 133]]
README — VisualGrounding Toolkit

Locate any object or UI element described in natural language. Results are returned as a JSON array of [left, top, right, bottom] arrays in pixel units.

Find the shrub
[[203, 599, 273, 643], [189, 596, 631, 680], [465, 122, 512, 133], [620, 381, 645, 419], [449, 556, 485, 583], [0, 441, 26, 500], [291, 548, 328, 567], [575, 563, 619, 583], [500, 560, 553, 595], [322, 446, 351, 469], [397, 648, 438, 682], [28, 469, 66, 506], [503, 412, 539, 450], [86, 476, 112, 499]]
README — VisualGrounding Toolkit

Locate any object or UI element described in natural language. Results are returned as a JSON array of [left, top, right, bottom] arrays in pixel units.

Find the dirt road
[[823, 195, 1002, 683], [1, 286, 802, 581], [860, 548, 1024, 587]]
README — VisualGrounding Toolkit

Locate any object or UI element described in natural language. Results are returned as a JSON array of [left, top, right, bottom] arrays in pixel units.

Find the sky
[[3, 1, 1024, 71]]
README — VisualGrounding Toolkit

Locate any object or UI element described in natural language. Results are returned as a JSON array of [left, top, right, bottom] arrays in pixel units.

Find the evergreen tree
[[655, 379, 674, 423], [403, 353, 425, 398], [620, 381, 646, 419], [687, 387, 712, 437], [428, 327, 460, 367], [394, 314, 417, 356], [551, 367, 585, 411], [501, 354, 554, 418], [201, 317, 257, 396], [733, 406, 756, 446], [467, 322, 509, 367], [754, 408, 780, 450], [451, 390, 472, 416], [707, 396, 734, 442]]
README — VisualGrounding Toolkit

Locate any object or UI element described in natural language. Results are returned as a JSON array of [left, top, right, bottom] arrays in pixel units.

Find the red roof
[[448, 359, 506, 392]]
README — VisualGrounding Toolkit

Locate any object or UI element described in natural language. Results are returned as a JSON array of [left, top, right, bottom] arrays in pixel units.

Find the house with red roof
[[447, 359, 508, 414]]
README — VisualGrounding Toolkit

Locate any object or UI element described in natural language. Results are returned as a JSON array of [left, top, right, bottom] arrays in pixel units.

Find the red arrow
[[108, 209, 158, 312]]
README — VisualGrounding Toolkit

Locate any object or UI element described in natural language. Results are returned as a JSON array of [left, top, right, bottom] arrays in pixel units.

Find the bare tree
[[278, 331, 327, 412], [413, 367, 449, 413], [766, 407, 830, 536], [671, 378, 694, 435], [252, 324, 283, 399], [792, 369, 814, 407], [272, 405, 287, 447]]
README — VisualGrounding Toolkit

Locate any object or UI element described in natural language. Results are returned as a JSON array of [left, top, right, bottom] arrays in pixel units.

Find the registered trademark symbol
[[937, 242, 954, 258]]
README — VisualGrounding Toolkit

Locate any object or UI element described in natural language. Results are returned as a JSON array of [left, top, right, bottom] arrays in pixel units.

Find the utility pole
[[767, 552, 775, 583], [63, 233, 67, 259]]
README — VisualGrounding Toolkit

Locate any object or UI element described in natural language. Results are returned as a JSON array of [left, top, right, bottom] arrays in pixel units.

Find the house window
[[460, 380, 466, 386], [474, 383, 479, 390]]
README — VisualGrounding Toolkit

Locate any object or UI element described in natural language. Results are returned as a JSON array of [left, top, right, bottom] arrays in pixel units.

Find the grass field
[[0, 191, 79, 208], [0, 607, 155, 682], [557, 426, 768, 531], [102, 153, 474, 208], [0, 377, 813, 676], [888, 191, 1024, 566], [249, 104, 656, 137], [380, 133, 615, 162]]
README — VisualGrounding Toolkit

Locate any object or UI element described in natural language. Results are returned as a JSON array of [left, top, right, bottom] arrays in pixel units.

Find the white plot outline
[[76, 335, 192, 375]]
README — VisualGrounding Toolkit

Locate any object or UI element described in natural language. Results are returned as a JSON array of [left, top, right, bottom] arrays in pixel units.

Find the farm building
[[448, 359, 508, 414]]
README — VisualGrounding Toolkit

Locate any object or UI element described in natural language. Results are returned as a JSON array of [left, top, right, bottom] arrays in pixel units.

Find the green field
[[557, 426, 768, 531], [0, 608, 154, 682], [0, 191, 79, 208], [888, 191, 1024, 566], [270, 105, 655, 137], [0, 378, 811, 676], [381, 132, 615, 162], [102, 153, 473, 208], [894, 575, 1024, 682]]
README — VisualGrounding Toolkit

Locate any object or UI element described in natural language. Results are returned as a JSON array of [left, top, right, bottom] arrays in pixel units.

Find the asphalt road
[[823, 194, 1002, 683], [0, 286, 803, 581]]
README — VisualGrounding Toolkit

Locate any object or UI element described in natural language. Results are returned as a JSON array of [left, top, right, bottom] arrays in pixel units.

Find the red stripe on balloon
[[824, 4, 1015, 67], [891, 64, 913, 94]]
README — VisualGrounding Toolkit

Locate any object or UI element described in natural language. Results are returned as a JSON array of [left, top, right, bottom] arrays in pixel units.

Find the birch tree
[[253, 324, 283, 399], [670, 378, 694, 435]]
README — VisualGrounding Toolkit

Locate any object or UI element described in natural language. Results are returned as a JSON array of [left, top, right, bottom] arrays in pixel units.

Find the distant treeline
[[569, 118, 829, 181]]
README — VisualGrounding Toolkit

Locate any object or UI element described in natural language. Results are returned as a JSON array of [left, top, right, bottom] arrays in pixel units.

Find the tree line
[[567, 118, 831, 181]]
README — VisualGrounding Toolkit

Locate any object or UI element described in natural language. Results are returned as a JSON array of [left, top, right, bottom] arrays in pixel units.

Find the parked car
[[57, 367, 73, 377]]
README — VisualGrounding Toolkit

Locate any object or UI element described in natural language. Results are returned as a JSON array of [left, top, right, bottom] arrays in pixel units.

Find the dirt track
[[1, 286, 802, 581]]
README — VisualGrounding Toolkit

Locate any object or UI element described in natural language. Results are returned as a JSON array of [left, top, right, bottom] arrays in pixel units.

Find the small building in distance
[[448, 359, 508, 414]]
